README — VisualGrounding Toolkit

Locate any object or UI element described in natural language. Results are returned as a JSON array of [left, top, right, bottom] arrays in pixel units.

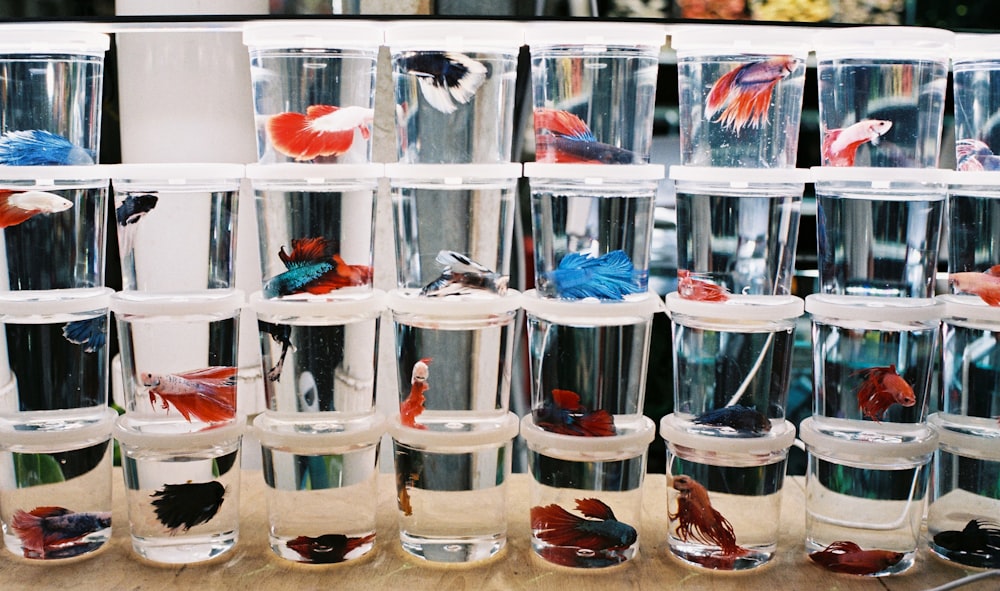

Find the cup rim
[[659, 413, 796, 453], [0, 25, 110, 54], [252, 412, 385, 450], [0, 165, 114, 183], [811, 166, 949, 186], [520, 413, 655, 453], [944, 170, 1000, 188], [387, 411, 519, 447], [937, 294, 1000, 322], [387, 288, 521, 317], [928, 413, 1000, 458], [250, 289, 386, 318], [666, 292, 804, 322], [669, 165, 811, 186], [106, 163, 245, 183], [385, 20, 525, 50], [110, 289, 245, 316], [0, 407, 116, 447], [805, 294, 942, 323], [798, 416, 938, 458], [385, 162, 522, 181], [524, 162, 665, 181], [520, 289, 663, 320], [246, 162, 384, 181], [813, 26, 954, 60], [0, 287, 113, 316], [524, 21, 666, 49], [113, 414, 244, 448], [242, 19, 384, 49], [669, 24, 813, 55]]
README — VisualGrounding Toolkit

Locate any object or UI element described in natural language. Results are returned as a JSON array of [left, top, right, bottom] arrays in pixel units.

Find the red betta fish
[[263, 237, 373, 298], [669, 475, 747, 558], [853, 364, 915, 422], [0, 189, 72, 229], [534, 388, 616, 437], [10, 506, 111, 559], [286, 533, 375, 564], [267, 104, 373, 161], [531, 498, 637, 559], [533, 108, 639, 164], [950, 265, 1000, 307], [141, 366, 238, 423], [808, 540, 905, 575], [821, 119, 893, 166], [677, 269, 729, 302], [705, 56, 799, 133], [399, 358, 431, 429]]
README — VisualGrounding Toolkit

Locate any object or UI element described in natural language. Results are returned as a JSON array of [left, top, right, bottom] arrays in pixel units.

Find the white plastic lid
[[242, 20, 383, 49], [0, 165, 112, 184], [952, 33, 1000, 62], [388, 411, 519, 447], [945, 170, 1000, 189], [938, 294, 1000, 323], [114, 414, 244, 449], [811, 166, 948, 185], [387, 288, 521, 317], [0, 26, 110, 55], [524, 21, 666, 49], [814, 26, 954, 61], [0, 287, 112, 316], [0, 407, 116, 447], [669, 166, 811, 186], [246, 163, 384, 182], [110, 289, 245, 317], [385, 163, 522, 183], [798, 416, 938, 458], [520, 413, 655, 454], [669, 24, 812, 55], [666, 292, 803, 322], [524, 162, 665, 182], [520, 289, 663, 322], [659, 413, 796, 454], [806, 294, 942, 323], [253, 412, 385, 451], [385, 20, 524, 51], [106, 163, 245, 183], [928, 413, 1000, 458], [250, 289, 385, 319]]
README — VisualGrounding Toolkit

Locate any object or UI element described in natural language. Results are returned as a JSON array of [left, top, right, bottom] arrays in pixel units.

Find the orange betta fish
[[705, 56, 799, 134], [821, 119, 893, 166], [669, 475, 747, 559], [808, 540, 904, 575], [534, 388, 616, 437], [267, 104, 373, 161], [853, 364, 915, 422], [677, 269, 729, 302], [950, 265, 1000, 307], [399, 358, 431, 429], [141, 366, 238, 423]]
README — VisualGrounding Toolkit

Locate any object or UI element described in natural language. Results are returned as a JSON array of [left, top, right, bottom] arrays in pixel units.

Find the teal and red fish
[[10, 506, 111, 559], [420, 250, 508, 297], [853, 364, 915, 422], [531, 498, 637, 567], [533, 108, 639, 164], [956, 139, 1000, 171], [534, 388, 615, 437], [950, 265, 1000, 307], [151, 480, 227, 533], [670, 475, 747, 559], [399, 358, 431, 429], [932, 519, 1000, 568], [705, 56, 799, 133], [821, 119, 893, 166], [267, 105, 373, 161], [0, 129, 94, 166], [397, 52, 487, 115], [62, 316, 106, 353], [693, 405, 771, 435], [286, 533, 375, 564], [0, 189, 72, 228], [677, 269, 728, 302], [539, 250, 641, 301], [141, 366, 238, 423], [808, 540, 905, 575], [263, 237, 372, 298]]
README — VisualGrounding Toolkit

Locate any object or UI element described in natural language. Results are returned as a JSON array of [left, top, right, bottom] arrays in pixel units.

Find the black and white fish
[[397, 51, 488, 115], [420, 250, 508, 297]]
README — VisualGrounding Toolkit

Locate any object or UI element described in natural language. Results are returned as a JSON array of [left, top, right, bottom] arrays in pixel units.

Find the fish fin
[[280, 237, 332, 266], [551, 388, 582, 410], [576, 409, 617, 437], [301, 254, 372, 294], [821, 127, 850, 165], [533, 108, 596, 142], [986, 265, 1000, 277], [10, 509, 47, 553], [442, 52, 488, 105], [415, 78, 459, 114], [978, 292, 1000, 306], [574, 498, 616, 521], [267, 109, 355, 161], [343, 533, 376, 556], [706, 64, 777, 132], [0, 191, 62, 229], [530, 504, 589, 546], [0, 130, 93, 166], [305, 105, 337, 118], [435, 250, 492, 274], [156, 392, 235, 423]]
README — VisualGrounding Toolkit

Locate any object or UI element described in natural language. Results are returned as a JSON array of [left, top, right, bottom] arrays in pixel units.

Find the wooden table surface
[[1, 471, 995, 591]]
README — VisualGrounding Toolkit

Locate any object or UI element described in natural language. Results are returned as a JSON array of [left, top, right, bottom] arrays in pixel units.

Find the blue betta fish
[[0, 130, 94, 166], [10, 506, 111, 559], [62, 316, 106, 353], [539, 250, 641, 301], [693, 404, 771, 435]]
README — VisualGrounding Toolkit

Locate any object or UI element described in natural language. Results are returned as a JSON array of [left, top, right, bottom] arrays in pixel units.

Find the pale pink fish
[[950, 265, 1000, 307], [822, 119, 893, 166]]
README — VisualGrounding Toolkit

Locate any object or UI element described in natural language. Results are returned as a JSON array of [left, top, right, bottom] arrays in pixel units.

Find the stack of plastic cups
[[241, 21, 387, 567], [382, 21, 524, 565], [660, 24, 810, 572], [519, 21, 665, 570], [0, 25, 117, 562]]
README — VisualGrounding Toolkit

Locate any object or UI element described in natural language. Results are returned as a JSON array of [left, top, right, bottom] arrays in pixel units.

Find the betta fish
[[116, 193, 158, 226], [956, 139, 1000, 171], [263, 237, 372, 298], [10, 506, 111, 559], [396, 472, 419, 516], [950, 265, 1000, 307], [932, 519, 1000, 567], [266, 105, 373, 161], [286, 533, 376, 564], [420, 250, 508, 297], [397, 51, 488, 115], [0, 189, 73, 229], [259, 320, 293, 382], [808, 540, 905, 575], [705, 56, 799, 133], [0, 129, 94, 166], [693, 405, 771, 435], [62, 316, 106, 353], [534, 388, 616, 437], [853, 364, 915, 422], [151, 480, 227, 533], [533, 108, 639, 164], [141, 366, 238, 423], [539, 250, 641, 301], [821, 119, 893, 166], [400, 358, 431, 429], [669, 475, 747, 558], [677, 269, 729, 302], [531, 498, 637, 557]]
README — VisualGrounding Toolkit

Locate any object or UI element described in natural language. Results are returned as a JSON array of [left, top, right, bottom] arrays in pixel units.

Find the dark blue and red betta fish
[[535, 388, 616, 437], [693, 405, 771, 436], [533, 108, 639, 164], [531, 498, 637, 567], [62, 316, 106, 353], [956, 139, 1000, 171], [0, 129, 94, 166], [263, 237, 373, 298], [933, 519, 1000, 568], [539, 250, 641, 301], [10, 506, 111, 559], [151, 480, 227, 533], [286, 533, 376, 564], [705, 56, 799, 134], [397, 51, 487, 115]]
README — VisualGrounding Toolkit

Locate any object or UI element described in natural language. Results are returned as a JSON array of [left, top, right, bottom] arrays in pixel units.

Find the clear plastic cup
[[521, 413, 654, 569], [0, 166, 110, 290], [946, 172, 1000, 283], [671, 166, 808, 296], [814, 27, 953, 168], [108, 163, 244, 292], [0, 406, 115, 561], [387, 289, 520, 421], [948, 34, 1000, 171], [799, 416, 936, 576], [247, 163, 381, 301], [937, 295, 1000, 435], [243, 21, 381, 164], [387, 163, 519, 294], [670, 25, 809, 168], [389, 411, 517, 563], [0, 26, 109, 166], [253, 412, 384, 565], [521, 290, 662, 437], [525, 163, 663, 301], [249, 290, 384, 413], [661, 413, 795, 570], [111, 290, 243, 431], [526, 22, 665, 165], [386, 21, 522, 164], [666, 293, 803, 434], [114, 414, 243, 564], [813, 167, 947, 298]]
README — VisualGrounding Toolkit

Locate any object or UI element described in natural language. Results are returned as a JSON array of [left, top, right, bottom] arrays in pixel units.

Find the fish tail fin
[[10, 509, 46, 552], [302, 254, 372, 294], [574, 498, 616, 521], [705, 66, 743, 117], [530, 504, 588, 546], [444, 52, 488, 106], [577, 409, 617, 437], [267, 110, 354, 161], [344, 533, 376, 555], [550, 388, 582, 410], [281, 237, 332, 265], [0, 191, 44, 228]]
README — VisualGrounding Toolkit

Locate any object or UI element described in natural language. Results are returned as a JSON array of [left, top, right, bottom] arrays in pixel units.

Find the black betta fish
[[286, 533, 375, 564], [151, 481, 227, 533], [693, 404, 771, 435]]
